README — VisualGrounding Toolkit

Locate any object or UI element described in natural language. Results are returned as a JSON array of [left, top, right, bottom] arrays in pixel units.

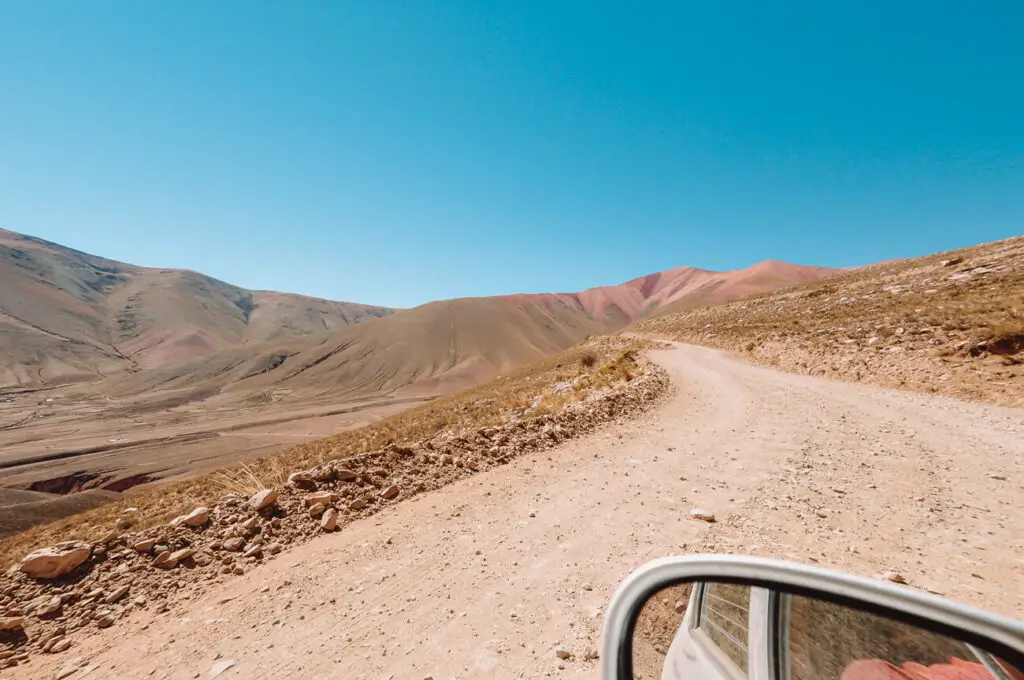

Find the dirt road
[[17, 344, 1022, 680]]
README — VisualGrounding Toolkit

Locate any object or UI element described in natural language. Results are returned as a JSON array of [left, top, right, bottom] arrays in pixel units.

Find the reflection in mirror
[[632, 581, 1022, 680]]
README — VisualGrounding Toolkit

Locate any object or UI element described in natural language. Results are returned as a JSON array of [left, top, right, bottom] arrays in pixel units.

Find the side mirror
[[600, 555, 1024, 680]]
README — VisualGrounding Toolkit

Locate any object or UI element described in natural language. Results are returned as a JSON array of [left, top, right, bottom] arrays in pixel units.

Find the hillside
[[1, 227, 838, 396], [108, 296, 613, 401], [0, 228, 394, 389], [634, 236, 1024, 407], [107, 262, 842, 403], [0, 228, 838, 508]]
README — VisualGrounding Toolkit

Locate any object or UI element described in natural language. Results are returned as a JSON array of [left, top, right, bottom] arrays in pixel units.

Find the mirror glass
[[631, 580, 1021, 680]]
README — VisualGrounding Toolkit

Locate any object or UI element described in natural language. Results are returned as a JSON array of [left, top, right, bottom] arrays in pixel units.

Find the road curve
[[15, 343, 1023, 680]]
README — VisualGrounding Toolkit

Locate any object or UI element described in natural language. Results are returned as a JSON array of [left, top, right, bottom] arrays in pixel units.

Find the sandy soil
[[13, 343, 1021, 680]]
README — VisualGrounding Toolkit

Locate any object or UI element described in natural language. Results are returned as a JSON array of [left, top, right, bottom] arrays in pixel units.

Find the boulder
[[103, 585, 129, 605], [132, 539, 157, 553], [689, 508, 716, 522], [248, 489, 279, 511], [97, 530, 121, 545], [20, 542, 92, 579], [287, 471, 315, 489], [309, 464, 336, 482], [304, 492, 338, 508], [320, 508, 338, 532], [171, 506, 210, 528], [0, 617, 24, 631], [35, 595, 62, 618], [222, 537, 245, 552], [152, 551, 175, 569]]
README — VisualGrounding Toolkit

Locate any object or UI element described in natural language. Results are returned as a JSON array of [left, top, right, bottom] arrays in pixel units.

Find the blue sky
[[1, 2, 1021, 308]]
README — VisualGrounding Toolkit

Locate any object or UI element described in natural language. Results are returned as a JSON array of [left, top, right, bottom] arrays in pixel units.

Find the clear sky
[[1, 2, 1021, 308]]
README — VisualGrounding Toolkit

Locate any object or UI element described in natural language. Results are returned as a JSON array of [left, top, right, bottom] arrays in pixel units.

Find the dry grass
[[0, 336, 655, 569], [634, 236, 1024, 407]]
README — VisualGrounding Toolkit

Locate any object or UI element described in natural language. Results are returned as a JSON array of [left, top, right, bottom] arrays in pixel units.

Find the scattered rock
[[97, 530, 121, 545], [209, 659, 235, 677], [47, 638, 73, 654], [287, 471, 315, 488], [36, 596, 62, 618], [152, 550, 175, 569], [133, 539, 157, 553], [20, 542, 92, 580], [689, 508, 716, 522], [223, 538, 245, 552], [883, 571, 908, 584], [0, 342, 669, 666], [0, 617, 24, 631], [308, 504, 325, 519], [304, 492, 337, 507], [674, 600, 687, 614], [988, 473, 1007, 481], [584, 648, 600, 661], [172, 507, 210, 528], [555, 645, 572, 660], [103, 586, 129, 605], [320, 508, 338, 532], [248, 489, 279, 511]]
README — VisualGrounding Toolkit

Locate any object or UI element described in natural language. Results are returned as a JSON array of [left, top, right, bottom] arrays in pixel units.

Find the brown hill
[[108, 263, 841, 402], [504, 259, 840, 322], [1, 226, 838, 397], [0, 228, 394, 389], [108, 296, 617, 402]]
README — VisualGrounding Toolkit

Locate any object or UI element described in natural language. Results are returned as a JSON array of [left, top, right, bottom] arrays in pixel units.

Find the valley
[[0, 228, 835, 533]]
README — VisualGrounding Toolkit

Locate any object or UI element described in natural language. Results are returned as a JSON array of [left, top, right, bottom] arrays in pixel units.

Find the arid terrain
[[0, 232, 1021, 678], [2, 342, 1019, 679], [1, 228, 833, 532]]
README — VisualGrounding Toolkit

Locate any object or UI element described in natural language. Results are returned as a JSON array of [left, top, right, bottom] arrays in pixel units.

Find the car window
[[781, 594, 996, 680], [698, 582, 752, 674]]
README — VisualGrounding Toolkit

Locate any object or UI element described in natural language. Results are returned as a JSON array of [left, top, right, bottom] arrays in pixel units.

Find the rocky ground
[[2, 342, 1021, 679], [0, 354, 669, 673]]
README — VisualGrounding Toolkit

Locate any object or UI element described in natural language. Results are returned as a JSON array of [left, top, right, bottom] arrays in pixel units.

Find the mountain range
[[0, 227, 837, 397]]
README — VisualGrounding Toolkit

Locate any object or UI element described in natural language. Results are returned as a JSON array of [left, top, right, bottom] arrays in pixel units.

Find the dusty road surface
[[16, 344, 1023, 680]]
